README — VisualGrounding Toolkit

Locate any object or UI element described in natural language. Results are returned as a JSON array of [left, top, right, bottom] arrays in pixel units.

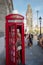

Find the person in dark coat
[[29, 34, 33, 46]]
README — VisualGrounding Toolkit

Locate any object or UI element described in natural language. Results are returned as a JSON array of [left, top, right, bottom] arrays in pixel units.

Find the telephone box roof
[[6, 14, 24, 20]]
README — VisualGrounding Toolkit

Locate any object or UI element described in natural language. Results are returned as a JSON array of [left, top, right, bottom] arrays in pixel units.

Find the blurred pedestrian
[[40, 37, 43, 48], [29, 34, 33, 47]]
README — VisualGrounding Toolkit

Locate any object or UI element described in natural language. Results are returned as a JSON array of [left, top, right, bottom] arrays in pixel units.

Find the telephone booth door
[[15, 22, 25, 65], [6, 23, 16, 65]]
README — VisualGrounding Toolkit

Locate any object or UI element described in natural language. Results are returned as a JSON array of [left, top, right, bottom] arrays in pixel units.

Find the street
[[0, 36, 43, 65]]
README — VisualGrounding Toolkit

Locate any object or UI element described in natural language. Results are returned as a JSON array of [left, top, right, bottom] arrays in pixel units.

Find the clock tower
[[26, 4, 33, 33]]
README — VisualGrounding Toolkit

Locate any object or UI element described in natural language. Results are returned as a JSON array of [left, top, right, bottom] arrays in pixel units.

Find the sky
[[13, 0, 43, 27]]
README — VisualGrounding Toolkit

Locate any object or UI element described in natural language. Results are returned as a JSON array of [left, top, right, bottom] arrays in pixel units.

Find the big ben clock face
[[27, 15, 29, 18], [27, 13, 32, 19]]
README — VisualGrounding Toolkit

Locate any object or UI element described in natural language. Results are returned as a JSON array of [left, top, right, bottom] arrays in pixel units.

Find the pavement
[[0, 37, 5, 65], [0, 32, 4, 37], [25, 46, 43, 65], [25, 36, 43, 65], [0, 36, 43, 65]]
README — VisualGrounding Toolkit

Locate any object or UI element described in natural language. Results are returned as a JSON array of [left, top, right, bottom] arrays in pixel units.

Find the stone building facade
[[0, 0, 13, 34]]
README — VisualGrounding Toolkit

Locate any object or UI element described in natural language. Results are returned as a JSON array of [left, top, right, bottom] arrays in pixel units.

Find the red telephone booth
[[5, 14, 25, 65]]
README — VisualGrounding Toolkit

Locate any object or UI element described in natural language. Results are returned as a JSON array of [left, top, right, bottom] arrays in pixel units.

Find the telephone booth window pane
[[8, 25, 15, 63]]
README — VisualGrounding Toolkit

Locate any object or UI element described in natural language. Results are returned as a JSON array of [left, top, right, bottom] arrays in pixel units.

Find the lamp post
[[39, 16, 42, 35], [36, 10, 39, 26]]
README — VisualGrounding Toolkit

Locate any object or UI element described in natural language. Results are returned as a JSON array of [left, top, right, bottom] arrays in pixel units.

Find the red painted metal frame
[[6, 14, 24, 20], [5, 14, 25, 65]]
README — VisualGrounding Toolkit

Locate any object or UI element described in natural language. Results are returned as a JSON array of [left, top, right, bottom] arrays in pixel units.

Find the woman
[[16, 29, 22, 65]]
